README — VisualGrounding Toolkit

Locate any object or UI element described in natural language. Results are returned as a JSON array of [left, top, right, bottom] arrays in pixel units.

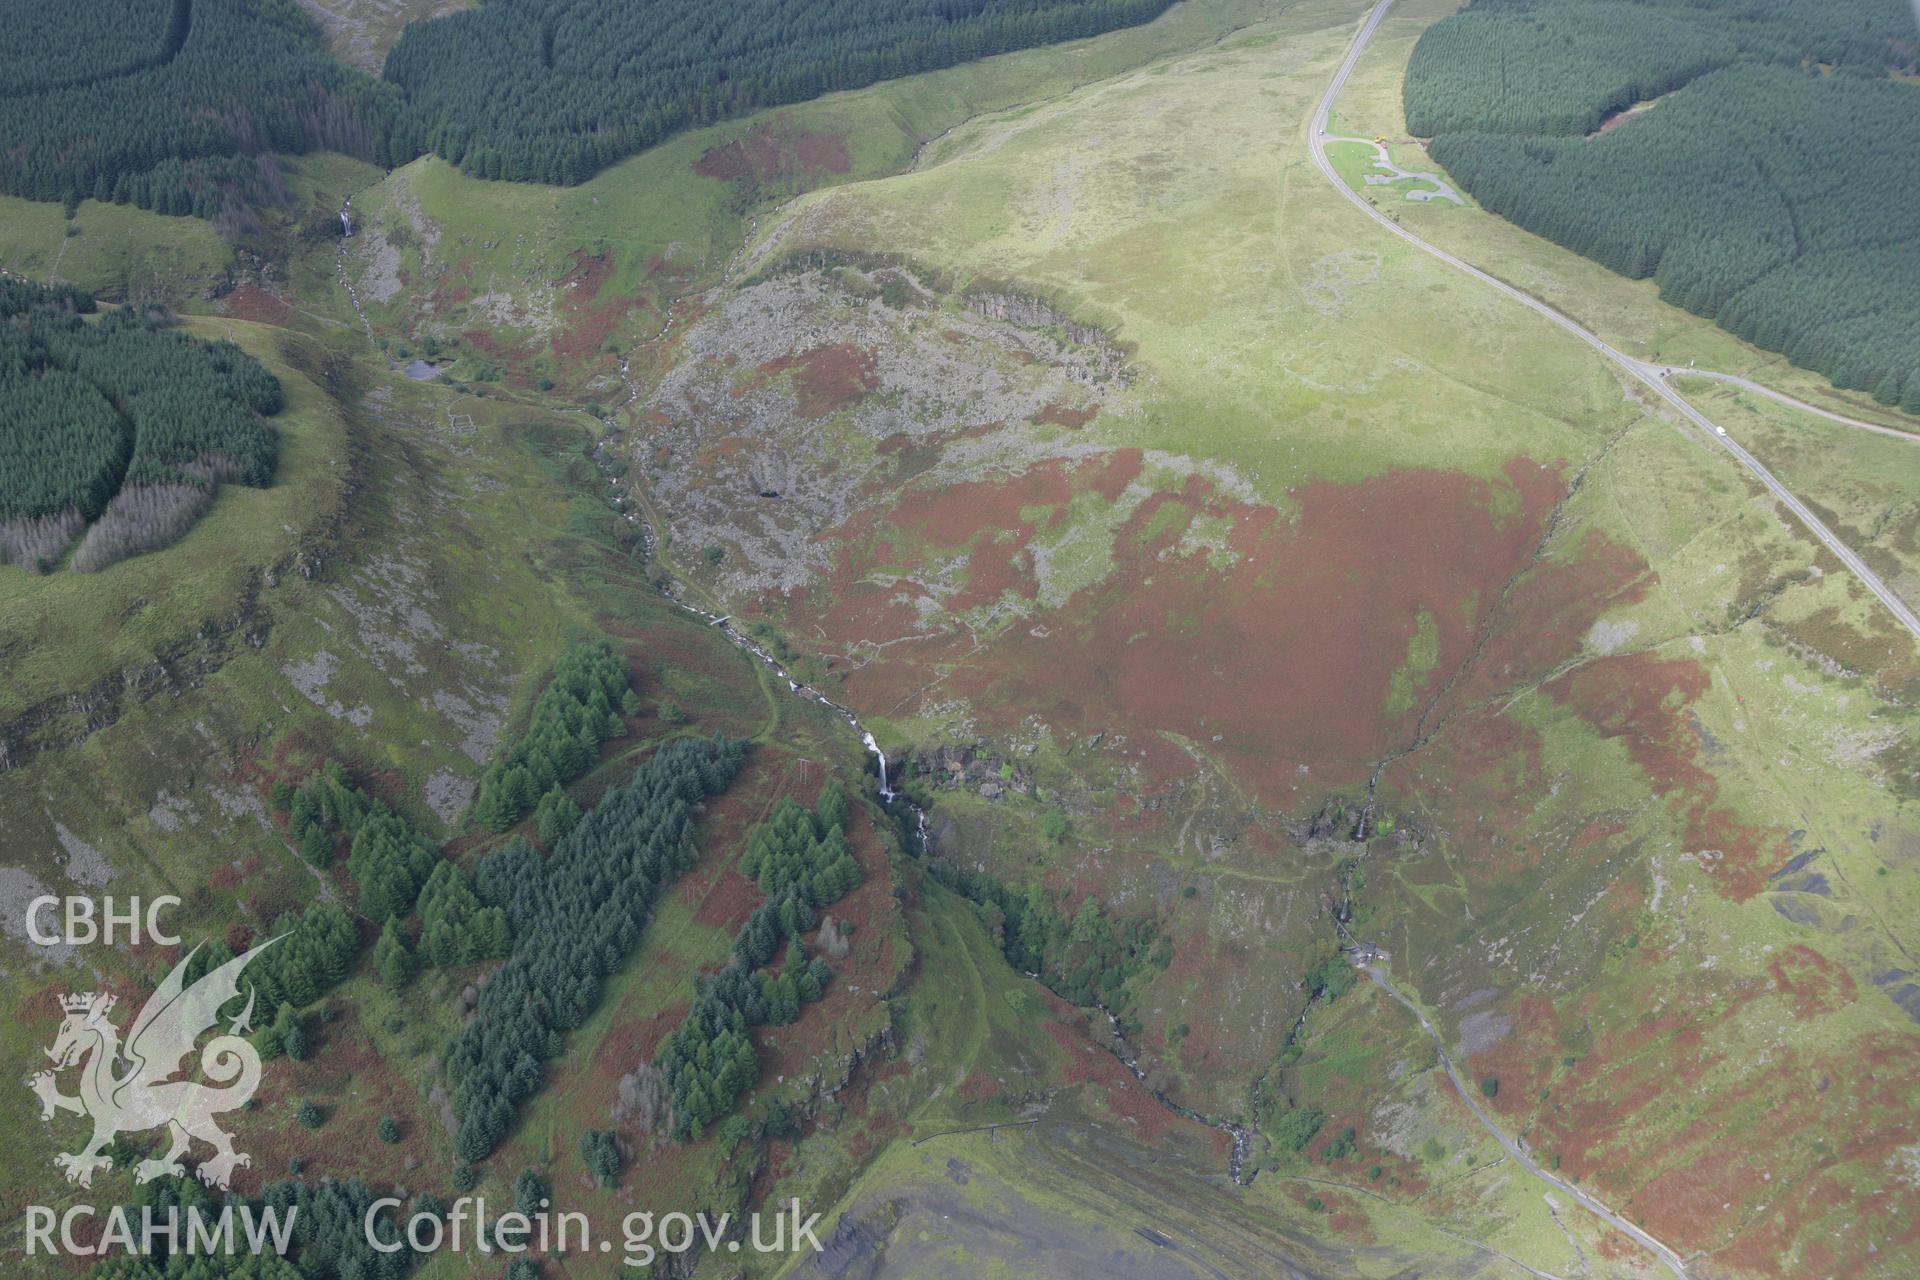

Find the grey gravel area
[[424, 769, 477, 826], [0, 867, 73, 964], [639, 267, 1128, 595]]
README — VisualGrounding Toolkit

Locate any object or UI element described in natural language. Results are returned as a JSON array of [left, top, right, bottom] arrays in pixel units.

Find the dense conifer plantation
[[0, 0, 398, 219], [2, 0, 1173, 213], [242, 900, 361, 1015], [256, 1178, 415, 1279], [279, 760, 509, 969], [384, 0, 1178, 184], [449, 735, 747, 1160], [1404, 0, 1920, 406], [469, 640, 637, 832], [0, 279, 281, 571], [84, 1173, 411, 1279], [169, 902, 361, 1041], [1405, 0, 1913, 138], [655, 785, 859, 1139]]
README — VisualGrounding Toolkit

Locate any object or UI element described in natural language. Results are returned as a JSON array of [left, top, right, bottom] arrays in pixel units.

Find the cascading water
[[862, 731, 894, 800], [577, 454, 909, 822], [335, 189, 378, 348], [323, 197, 1243, 1183]]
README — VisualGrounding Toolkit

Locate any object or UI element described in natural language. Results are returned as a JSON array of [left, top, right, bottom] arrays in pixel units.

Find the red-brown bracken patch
[[1083, 446, 1142, 501], [1463, 994, 1559, 1110], [897, 462, 1074, 545], [23, 985, 75, 1022], [549, 249, 646, 367], [689, 868, 762, 930], [1463, 971, 1920, 1276], [1595, 1231, 1644, 1264], [1767, 944, 1857, 1019], [791, 456, 1569, 799], [218, 285, 295, 327], [1571, 816, 1626, 853], [597, 1001, 690, 1071], [1288, 1184, 1372, 1240], [757, 343, 880, 419], [1324, 1195, 1373, 1242], [1385, 704, 1546, 857], [237, 1000, 441, 1193], [1629, 1032, 1920, 1273], [1448, 529, 1652, 711], [957, 1069, 1001, 1104], [694, 127, 850, 185], [647, 253, 695, 284], [1547, 653, 1781, 901], [1040, 1019, 1189, 1145], [1033, 401, 1100, 429], [1533, 1005, 1740, 1186]]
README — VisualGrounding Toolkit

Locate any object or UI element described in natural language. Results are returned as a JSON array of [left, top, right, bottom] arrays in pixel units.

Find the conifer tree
[[374, 918, 412, 989], [1403, 1, 1920, 401]]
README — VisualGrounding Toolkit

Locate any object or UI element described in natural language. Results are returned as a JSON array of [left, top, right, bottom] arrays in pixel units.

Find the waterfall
[[861, 731, 894, 800]]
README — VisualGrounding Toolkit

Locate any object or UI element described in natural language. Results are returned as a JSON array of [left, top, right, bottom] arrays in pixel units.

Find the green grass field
[[596, 0, 1920, 1272], [0, 195, 232, 297], [3, 0, 1918, 1276]]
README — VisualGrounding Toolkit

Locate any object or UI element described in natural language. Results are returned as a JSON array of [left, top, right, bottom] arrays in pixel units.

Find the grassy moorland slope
[[0, 14, 1292, 1269], [575, 0, 1920, 1274], [0, 195, 232, 298], [332, 0, 1280, 397], [0, 0, 1915, 1276]]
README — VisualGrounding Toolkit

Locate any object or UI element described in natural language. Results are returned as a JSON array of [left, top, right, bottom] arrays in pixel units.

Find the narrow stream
[[582, 433, 918, 838], [335, 190, 378, 349], [586, 388, 1249, 1180], [332, 183, 1235, 1182], [1105, 1011, 1255, 1184]]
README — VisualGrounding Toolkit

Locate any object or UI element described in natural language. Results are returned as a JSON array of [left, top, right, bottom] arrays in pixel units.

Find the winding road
[[1660, 366, 1920, 443], [1300, 4, 1920, 1275], [1361, 964, 1691, 1279], [1310, 0, 1920, 646]]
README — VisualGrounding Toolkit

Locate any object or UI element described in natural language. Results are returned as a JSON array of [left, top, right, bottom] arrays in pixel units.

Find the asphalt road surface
[[1309, 0, 1920, 647]]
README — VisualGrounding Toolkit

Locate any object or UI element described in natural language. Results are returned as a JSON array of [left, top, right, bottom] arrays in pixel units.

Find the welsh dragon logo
[[26, 940, 276, 1189]]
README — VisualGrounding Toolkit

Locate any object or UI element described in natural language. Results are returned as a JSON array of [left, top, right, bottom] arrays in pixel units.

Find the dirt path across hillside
[[1362, 963, 1692, 1279]]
